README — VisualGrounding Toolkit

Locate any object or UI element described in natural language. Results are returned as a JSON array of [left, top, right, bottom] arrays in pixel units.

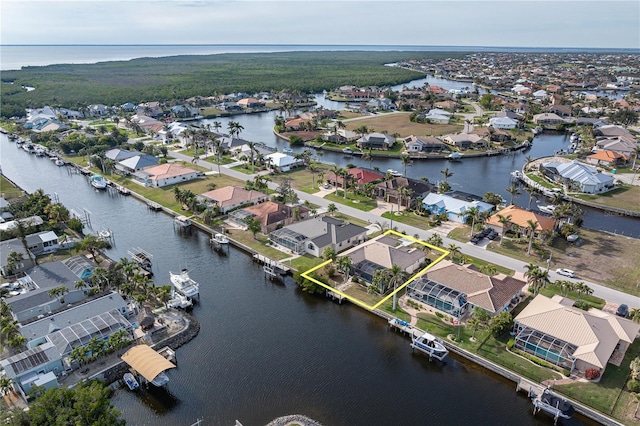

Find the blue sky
[[2, 1, 639, 49]]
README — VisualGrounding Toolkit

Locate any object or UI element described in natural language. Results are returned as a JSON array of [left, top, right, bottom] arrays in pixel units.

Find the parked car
[[487, 231, 498, 240], [556, 268, 575, 278], [323, 183, 330, 189], [616, 304, 629, 318]]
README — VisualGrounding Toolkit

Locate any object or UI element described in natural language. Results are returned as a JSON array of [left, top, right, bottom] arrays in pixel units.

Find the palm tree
[[0, 377, 13, 397], [447, 244, 461, 262], [388, 264, 407, 311], [336, 256, 352, 281], [440, 167, 453, 183], [506, 184, 520, 205], [497, 214, 511, 246], [401, 154, 411, 177], [399, 187, 412, 210], [327, 203, 337, 216], [308, 164, 317, 189], [247, 141, 256, 173], [524, 263, 549, 295], [465, 206, 480, 237], [526, 219, 539, 255], [322, 247, 336, 262]]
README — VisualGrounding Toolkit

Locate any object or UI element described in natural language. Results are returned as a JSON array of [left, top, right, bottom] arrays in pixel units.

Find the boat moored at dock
[[174, 215, 192, 228], [123, 372, 139, 391], [90, 174, 108, 190], [531, 387, 574, 422], [211, 233, 229, 245], [170, 269, 200, 298], [410, 331, 449, 361]]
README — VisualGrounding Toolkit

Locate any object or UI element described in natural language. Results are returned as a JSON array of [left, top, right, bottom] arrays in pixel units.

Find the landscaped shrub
[[585, 368, 601, 380], [435, 312, 444, 319], [573, 300, 590, 311], [507, 338, 515, 349], [628, 380, 640, 393]]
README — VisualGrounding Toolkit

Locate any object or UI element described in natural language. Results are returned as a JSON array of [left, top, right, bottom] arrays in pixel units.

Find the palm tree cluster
[[68, 329, 132, 366], [173, 187, 199, 212], [524, 263, 550, 295], [370, 264, 407, 298], [1, 301, 27, 349]]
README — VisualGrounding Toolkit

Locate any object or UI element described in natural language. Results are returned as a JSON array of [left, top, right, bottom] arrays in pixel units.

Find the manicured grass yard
[[557, 340, 640, 419], [323, 192, 377, 212], [380, 210, 432, 230], [0, 175, 24, 199], [290, 254, 325, 273], [573, 185, 640, 213]]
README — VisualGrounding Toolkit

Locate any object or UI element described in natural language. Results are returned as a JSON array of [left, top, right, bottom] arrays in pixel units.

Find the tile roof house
[[422, 193, 494, 223], [269, 216, 367, 256], [540, 160, 615, 194], [442, 133, 487, 149], [409, 261, 526, 316], [533, 112, 565, 125], [486, 205, 556, 238], [340, 234, 426, 285], [595, 137, 638, 158], [228, 201, 310, 234], [586, 150, 628, 167], [375, 177, 433, 208], [198, 186, 268, 214], [513, 294, 640, 376], [326, 167, 384, 189], [133, 163, 201, 187]]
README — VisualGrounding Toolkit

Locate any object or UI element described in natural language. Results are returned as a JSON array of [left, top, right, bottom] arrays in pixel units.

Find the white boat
[[166, 291, 193, 309], [211, 233, 229, 245], [151, 371, 170, 387], [174, 215, 192, 227], [123, 372, 139, 391], [53, 157, 65, 166], [447, 151, 464, 161], [170, 269, 200, 298], [566, 234, 579, 242], [386, 169, 402, 177], [410, 331, 449, 361], [531, 387, 574, 421], [510, 170, 523, 179], [538, 204, 556, 214], [34, 147, 46, 157], [532, 126, 543, 136], [569, 133, 580, 143], [342, 147, 353, 155], [97, 228, 113, 246], [283, 148, 294, 153], [117, 185, 130, 195], [90, 174, 108, 190]]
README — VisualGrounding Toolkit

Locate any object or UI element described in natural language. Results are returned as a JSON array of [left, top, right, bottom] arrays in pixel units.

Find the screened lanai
[[46, 309, 132, 356], [228, 210, 255, 228], [269, 227, 307, 254], [352, 260, 386, 285], [407, 278, 468, 317], [513, 326, 576, 371], [62, 255, 96, 279]]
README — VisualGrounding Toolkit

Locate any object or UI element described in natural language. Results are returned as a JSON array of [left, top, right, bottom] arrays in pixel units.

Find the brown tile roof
[[143, 163, 198, 181], [486, 205, 555, 232], [199, 186, 266, 208]]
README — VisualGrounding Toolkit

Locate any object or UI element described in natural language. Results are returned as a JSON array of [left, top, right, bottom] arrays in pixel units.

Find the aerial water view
[[1, 1, 640, 425]]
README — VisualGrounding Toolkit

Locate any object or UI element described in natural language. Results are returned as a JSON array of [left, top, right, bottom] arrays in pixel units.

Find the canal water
[[0, 136, 594, 425]]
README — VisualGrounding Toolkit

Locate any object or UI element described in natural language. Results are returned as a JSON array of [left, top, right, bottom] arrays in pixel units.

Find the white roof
[[266, 152, 299, 167]]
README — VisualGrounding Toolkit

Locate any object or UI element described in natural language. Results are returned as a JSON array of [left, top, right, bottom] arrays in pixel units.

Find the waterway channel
[[0, 134, 597, 425]]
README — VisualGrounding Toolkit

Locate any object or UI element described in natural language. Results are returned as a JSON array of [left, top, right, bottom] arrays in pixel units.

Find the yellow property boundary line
[[301, 230, 449, 311]]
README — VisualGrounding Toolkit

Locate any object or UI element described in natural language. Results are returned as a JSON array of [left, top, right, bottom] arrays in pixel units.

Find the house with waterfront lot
[[340, 234, 425, 287], [356, 132, 396, 150], [513, 294, 640, 377], [406, 261, 526, 319], [197, 186, 267, 214], [488, 116, 518, 130], [228, 201, 310, 234], [442, 133, 487, 149], [116, 154, 159, 174], [540, 160, 615, 194], [269, 216, 367, 256], [133, 162, 201, 187], [486, 205, 555, 239], [264, 152, 304, 172], [403, 135, 449, 153]]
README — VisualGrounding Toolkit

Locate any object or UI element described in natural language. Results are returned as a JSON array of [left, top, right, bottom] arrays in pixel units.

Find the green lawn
[[380, 211, 432, 230], [323, 192, 377, 211], [290, 254, 325, 273], [557, 340, 640, 418], [0, 175, 24, 199], [539, 283, 605, 309]]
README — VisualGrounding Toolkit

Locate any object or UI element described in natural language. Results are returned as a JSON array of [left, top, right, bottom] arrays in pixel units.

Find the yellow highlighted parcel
[[301, 230, 449, 310]]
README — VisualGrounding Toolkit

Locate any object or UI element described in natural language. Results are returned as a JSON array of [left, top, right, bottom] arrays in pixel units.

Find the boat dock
[[252, 254, 290, 275], [388, 317, 422, 338], [147, 201, 162, 211]]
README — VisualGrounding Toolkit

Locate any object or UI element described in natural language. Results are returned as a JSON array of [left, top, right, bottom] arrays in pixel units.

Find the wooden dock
[[252, 254, 290, 274]]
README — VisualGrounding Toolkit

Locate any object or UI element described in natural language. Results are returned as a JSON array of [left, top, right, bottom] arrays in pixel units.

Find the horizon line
[[1, 43, 637, 51]]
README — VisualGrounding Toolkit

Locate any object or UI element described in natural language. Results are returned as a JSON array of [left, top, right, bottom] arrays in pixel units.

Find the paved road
[[169, 149, 640, 308]]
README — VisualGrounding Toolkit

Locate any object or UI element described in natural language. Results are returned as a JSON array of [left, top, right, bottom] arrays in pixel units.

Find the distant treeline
[[0, 51, 468, 117]]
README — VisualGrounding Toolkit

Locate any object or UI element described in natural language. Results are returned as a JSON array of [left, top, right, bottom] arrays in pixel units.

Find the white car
[[556, 268, 575, 278]]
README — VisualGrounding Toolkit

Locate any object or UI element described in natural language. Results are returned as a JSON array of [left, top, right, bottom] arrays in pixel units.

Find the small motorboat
[[386, 169, 402, 177], [538, 204, 556, 214], [211, 233, 229, 245], [446, 152, 464, 161], [283, 148, 294, 154], [123, 372, 139, 391], [531, 387, 574, 421], [90, 174, 108, 190], [510, 170, 523, 179], [410, 331, 449, 361]]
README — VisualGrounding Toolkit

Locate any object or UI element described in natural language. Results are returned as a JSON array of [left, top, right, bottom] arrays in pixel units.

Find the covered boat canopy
[[121, 344, 176, 383]]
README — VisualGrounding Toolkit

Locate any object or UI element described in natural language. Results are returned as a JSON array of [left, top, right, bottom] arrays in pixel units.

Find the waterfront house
[[0, 342, 63, 394], [116, 154, 159, 174], [198, 186, 268, 214], [237, 97, 264, 109], [264, 152, 304, 172], [442, 133, 487, 149], [131, 114, 164, 133], [540, 160, 615, 194], [322, 128, 359, 144], [403, 135, 449, 153], [269, 216, 367, 256], [422, 193, 494, 223], [170, 105, 198, 119], [0, 216, 44, 233], [136, 102, 164, 118], [133, 163, 201, 187], [356, 132, 396, 150], [340, 234, 425, 288], [105, 148, 143, 162], [533, 112, 565, 126], [5, 256, 97, 323], [595, 137, 638, 158], [513, 294, 640, 377], [228, 201, 310, 234], [486, 205, 555, 239], [406, 261, 526, 319], [18, 292, 131, 353]]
